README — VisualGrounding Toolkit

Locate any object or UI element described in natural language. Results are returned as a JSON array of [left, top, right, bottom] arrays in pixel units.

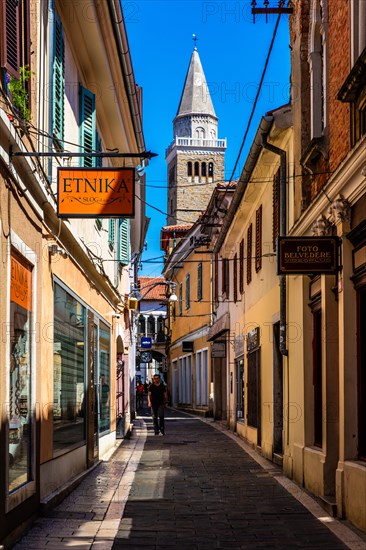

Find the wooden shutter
[[233, 253, 238, 303], [179, 282, 183, 316], [53, 15, 65, 143], [239, 239, 244, 294], [255, 205, 262, 273], [247, 224, 252, 285], [1, 0, 20, 78], [80, 86, 96, 167], [119, 219, 130, 265], [197, 262, 202, 301], [273, 169, 280, 251], [186, 274, 190, 309], [214, 253, 219, 304]]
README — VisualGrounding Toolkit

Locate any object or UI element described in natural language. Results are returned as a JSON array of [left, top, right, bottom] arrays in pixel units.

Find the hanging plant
[[8, 66, 33, 122]]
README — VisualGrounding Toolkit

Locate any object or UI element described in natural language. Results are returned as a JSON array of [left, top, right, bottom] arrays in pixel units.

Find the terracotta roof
[[138, 277, 167, 300], [162, 224, 193, 231]]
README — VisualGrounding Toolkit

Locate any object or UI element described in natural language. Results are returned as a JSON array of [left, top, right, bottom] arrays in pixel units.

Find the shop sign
[[247, 327, 260, 352], [11, 254, 32, 311], [277, 236, 340, 274], [57, 167, 135, 218], [212, 342, 226, 358], [140, 337, 152, 349]]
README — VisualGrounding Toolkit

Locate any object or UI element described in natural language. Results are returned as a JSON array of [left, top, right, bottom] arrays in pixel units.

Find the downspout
[[261, 135, 288, 357]]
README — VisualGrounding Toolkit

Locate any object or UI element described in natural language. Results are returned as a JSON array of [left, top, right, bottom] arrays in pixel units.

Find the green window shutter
[[119, 219, 130, 265], [79, 86, 96, 167], [53, 14, 64, 145], [108, 219, 115, 251], [95, 131, 102, 168]]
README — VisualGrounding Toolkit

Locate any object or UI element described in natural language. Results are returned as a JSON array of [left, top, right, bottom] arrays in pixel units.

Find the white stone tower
[[165, 47, 226, 225]]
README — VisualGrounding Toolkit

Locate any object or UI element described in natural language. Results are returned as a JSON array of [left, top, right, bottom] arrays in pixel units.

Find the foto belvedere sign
[[277, 236, 340, 275], [57, 167, 135, 218]]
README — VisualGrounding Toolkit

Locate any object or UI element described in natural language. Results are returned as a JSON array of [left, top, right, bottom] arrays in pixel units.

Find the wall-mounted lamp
[[48, 244, 68, 258]]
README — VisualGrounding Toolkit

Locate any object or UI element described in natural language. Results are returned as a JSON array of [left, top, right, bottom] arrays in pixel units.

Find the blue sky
[[125, 1, 291, 276]]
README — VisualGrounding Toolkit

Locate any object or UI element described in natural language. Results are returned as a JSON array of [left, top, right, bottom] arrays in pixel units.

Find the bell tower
[[166, 47, 226, 225]]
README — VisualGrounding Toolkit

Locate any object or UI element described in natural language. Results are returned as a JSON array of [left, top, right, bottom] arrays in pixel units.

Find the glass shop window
[[53, 284, 86, 455], [9, 251, 33, 492]]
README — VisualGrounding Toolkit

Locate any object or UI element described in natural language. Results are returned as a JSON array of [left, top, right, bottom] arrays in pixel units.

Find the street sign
[[140, 351, 152, 363], [140, 336, 152, 348]]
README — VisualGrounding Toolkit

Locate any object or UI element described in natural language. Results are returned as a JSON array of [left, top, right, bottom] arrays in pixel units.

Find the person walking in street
[[136, 381, 144, 409], [148, 374, 168, 435]]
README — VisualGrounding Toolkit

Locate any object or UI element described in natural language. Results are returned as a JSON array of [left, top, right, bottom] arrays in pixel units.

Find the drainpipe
[[261, 135, 288, 356]]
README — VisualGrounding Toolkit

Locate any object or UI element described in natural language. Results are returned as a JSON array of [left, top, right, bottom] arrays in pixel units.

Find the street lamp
[[128, 280, 177, 310]]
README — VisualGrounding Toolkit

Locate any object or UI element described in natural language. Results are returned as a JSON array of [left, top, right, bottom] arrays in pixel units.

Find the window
[[1, 0, 30, 79], [214, 253, 219, 304], [338, 48, 366, 147], [53, 284, 86, 455], [351, 0, 366, 65], [208, 162, 214, 178], [119, 219, 130, 265], [197, 262, 203, 301], [312, 307, 322, 447], [247, 349, 260, 429], [201, 162, 207, 177], [222, 258, 229, 298], [185, 274, 190, 309], [196, 350, 208, 406], [194, 162, 199, 177], [99, 322, 111, 434], [138, 315, 146, 335], [247, 224, 253, 285], [239, 239, 244, 294], [309, 0, 326, 138], [53, 12, 65, 144], [273, 169, 280, 252], [79, 85, 96, 167], [108, 219, 115, 251], [255, 205, 262, 273], [187, 162, 192, 176], [357, 286, 366, 459], [179, 282, 183, 316], [196, 127, 205, 138], [147, 315, 156, 338], [9, 250, 33, 492], [233, 253, 238, 303]]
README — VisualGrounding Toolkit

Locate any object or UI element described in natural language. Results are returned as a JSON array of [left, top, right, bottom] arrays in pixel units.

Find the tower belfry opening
[[165, 47, 226, 225]]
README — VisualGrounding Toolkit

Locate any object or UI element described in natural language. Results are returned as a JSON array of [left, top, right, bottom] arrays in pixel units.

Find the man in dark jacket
[[148, 374, 168, 435]]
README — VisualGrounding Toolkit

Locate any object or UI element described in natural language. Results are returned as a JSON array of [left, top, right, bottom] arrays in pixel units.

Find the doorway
[[273, 322, 283, 455]]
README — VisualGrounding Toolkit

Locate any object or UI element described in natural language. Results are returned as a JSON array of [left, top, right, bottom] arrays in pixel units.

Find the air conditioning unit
[[128, 298, 139, 310]]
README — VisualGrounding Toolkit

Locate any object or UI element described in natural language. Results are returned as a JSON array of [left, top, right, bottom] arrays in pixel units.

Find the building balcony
[[166, 137, 227, 157]]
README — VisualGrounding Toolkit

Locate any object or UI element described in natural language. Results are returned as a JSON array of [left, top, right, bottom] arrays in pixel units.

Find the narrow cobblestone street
[[12, 409, 366, 550]]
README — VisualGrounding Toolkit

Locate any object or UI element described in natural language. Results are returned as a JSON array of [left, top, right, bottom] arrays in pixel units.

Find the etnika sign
[[57, 167, 135, 218], [277, 236, 340, 274]]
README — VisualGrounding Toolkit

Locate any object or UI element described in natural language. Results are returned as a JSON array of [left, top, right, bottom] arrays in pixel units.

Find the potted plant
[[7, 66, 33, 122]]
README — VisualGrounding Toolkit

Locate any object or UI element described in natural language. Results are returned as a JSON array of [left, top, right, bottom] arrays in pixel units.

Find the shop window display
[[53, 284, 86, 454], [9, 252, 32, 492]]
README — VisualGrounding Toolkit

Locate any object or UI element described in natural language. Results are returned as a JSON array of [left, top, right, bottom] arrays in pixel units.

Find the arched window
[[309, 0, 327, 138], [194, 162, 200, 177], [138, 315, 145, 335], [187, 162, 192, 176], [147, 315, 155, 337], [196, 127, 205, 138], [201, 162, 207, 177], [208, 162, 214, 178]]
